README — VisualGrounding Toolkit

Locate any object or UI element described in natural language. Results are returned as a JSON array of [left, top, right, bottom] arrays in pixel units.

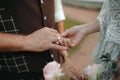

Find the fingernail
[[64, 47, 68, 50], [71, 44, 76, 47], [71, 41, 76, 47]]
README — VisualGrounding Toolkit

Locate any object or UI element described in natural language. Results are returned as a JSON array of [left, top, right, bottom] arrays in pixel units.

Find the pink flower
[[43, 61, 64, 80], [84, 64, 104, 80]]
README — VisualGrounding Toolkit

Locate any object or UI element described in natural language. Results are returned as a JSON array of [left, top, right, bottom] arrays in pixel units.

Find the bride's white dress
[[91, 0, 120, 79]]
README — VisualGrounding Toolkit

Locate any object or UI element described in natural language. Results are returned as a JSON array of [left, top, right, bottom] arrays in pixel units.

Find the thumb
[[61, 31, 69, 37], [50, 44, 67, 50]]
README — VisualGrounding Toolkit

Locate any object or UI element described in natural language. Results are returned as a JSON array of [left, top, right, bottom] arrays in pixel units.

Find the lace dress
[[91, 0, 120, 79]]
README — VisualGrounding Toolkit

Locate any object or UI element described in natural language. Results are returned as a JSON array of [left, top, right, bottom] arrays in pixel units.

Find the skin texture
[[0, 27, 67, 52], [61, 20, 99, 80], [56, 21, 69, 62], [61, 20, 99, 48]]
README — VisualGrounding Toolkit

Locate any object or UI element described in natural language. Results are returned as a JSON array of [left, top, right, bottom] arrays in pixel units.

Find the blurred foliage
[[64, 18, 82, 30], [64, 18, 83, 55]]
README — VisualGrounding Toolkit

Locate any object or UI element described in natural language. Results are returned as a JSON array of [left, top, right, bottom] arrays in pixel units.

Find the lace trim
[[98, 0, 120, 44]]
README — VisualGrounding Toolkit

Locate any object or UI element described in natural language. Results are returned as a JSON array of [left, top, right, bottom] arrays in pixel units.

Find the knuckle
[[49, 44, 53, 49], [46, 42, 51, 47], [44, 27, 49, 31], [44, 27, 48, 29]]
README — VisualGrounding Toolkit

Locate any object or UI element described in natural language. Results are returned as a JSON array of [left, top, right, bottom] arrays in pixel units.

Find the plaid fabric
[[0, 72, 44, 80], [0, 8, 30, 73]]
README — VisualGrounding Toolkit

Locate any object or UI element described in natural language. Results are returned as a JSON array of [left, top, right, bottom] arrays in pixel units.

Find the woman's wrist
[[77, 25, 90, 37], [78, 21, 99, 36]]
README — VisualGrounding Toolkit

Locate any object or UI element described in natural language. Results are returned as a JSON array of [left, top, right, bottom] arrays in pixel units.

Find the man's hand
[[24, 27, 67, 52], [59, 50, 69, 63]]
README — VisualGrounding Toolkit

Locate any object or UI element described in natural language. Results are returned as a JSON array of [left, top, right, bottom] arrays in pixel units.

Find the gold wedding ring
[[55, 36, 61, 44], [57, 36, 61, 40]]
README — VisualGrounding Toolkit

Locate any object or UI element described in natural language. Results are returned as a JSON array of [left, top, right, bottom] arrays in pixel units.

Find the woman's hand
[[61, 26, 86, 48], [61, 21, 99, 48]]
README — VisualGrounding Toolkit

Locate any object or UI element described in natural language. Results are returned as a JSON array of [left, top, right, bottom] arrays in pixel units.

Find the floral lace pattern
[[91, 0, 120, 79]]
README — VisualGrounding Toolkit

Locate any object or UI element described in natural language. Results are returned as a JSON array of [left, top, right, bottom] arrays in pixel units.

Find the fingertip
[[51, 44, 68, 50], [59, 45, 68, 50], [63, 47, 68, 50], [55, 41, 59, 45], [71, 44, 76, 47], [70, 41, 77, 47], [61, 32, 67, 37]]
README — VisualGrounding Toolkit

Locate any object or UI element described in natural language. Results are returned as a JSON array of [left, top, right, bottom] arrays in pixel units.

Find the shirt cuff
[[55, 10, 66, 23]]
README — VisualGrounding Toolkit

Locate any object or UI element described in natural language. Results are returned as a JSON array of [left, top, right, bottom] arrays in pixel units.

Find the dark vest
[[0, 0, 57, 73]]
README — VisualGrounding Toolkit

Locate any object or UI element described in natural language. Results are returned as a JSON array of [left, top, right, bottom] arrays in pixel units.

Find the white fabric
[[91, 1, 120, 79], [54, 0, 65, 23], [91, 0, 120, 63]]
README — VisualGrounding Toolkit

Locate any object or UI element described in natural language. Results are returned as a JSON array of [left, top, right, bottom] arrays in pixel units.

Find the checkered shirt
[[0, 8, 30, 73]]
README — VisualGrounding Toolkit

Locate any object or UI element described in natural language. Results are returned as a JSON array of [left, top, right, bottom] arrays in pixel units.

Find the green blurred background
[[64, 18, 82, 55]]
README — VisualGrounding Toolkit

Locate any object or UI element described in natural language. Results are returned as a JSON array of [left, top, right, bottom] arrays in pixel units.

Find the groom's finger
[[50, 44, 67, 50]]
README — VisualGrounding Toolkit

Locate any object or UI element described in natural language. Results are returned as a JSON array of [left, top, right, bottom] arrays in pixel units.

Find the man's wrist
[[21, 35, 31, 51]]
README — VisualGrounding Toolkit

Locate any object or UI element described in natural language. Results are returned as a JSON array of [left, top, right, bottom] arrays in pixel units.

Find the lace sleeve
[[105, 2, 120, 44]]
